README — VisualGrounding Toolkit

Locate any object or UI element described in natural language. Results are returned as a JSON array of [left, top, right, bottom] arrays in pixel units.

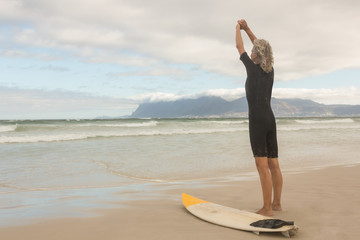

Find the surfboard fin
[[281, 231, 290, 238], [250, 219, 294, 229]]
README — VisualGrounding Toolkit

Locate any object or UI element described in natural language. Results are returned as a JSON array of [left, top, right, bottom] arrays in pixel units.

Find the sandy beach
[[1, 163, 359, 240]]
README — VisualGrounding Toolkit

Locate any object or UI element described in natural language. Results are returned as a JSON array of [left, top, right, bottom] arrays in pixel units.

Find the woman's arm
[[235, 23, 245, 56], [240, 19, 257, 44]]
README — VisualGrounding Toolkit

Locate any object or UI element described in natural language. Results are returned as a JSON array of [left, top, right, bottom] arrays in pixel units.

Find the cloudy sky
[[1, 0, 360, 119]]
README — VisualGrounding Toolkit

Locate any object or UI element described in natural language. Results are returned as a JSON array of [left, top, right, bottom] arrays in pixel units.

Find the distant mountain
[[130, 96, 360, 118]]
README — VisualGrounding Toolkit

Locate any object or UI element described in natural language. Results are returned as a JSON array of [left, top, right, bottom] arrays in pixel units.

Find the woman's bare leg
[[268, 158, 283, 211], [255, 157, 273, 216]]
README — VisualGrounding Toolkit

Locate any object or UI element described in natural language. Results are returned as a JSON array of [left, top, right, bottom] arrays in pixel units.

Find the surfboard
[[182, 193, 298, 237]]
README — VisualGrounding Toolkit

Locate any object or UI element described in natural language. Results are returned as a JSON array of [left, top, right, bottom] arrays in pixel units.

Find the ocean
[[1, 117, 360, 226]]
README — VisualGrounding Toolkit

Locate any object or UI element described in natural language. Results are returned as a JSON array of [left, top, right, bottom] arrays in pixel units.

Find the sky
[[1, 0, 360, 119]]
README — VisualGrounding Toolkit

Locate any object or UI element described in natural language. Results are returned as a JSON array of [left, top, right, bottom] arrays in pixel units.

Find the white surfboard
[[182, 193, 298, 237]]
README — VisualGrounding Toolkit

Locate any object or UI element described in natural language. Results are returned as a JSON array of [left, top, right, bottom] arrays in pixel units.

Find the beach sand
[[1, 164, 359, 240]]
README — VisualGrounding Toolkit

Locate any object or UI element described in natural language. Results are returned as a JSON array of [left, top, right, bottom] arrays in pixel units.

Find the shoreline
[[1, 163, 360, 239]]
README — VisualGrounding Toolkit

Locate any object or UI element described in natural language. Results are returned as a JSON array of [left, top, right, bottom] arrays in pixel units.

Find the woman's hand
[[238, 19, 248, 30], [238, 19, 256, 43]]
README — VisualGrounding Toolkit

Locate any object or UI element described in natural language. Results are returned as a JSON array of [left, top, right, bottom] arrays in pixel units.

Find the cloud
[[1, 0, 359, 81], [0, 49, 61, 61], [0, 87, 137, 119], [131, 87, 360, 105], [39, 65, 69, 72], [129, 88, 246, 103], [106, 65, 201, 83], [273, 87, 360, 105], [129, 92, 185, 103]]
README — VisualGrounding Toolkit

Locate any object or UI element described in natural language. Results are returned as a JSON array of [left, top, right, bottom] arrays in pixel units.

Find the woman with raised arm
[[235, 19, 283, 217]]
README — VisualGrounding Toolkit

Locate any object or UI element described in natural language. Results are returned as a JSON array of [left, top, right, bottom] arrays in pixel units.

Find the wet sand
[[1, 164, 359, 240]]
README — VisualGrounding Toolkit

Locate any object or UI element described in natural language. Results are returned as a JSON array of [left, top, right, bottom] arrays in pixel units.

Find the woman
[[235, 19, 283, 217]]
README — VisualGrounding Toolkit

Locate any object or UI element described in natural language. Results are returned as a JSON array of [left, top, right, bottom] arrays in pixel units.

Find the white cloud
[[39, 65, 69, 72], [129, 88, 246, 103], [0, 49, 61, 61], [131, 87, 360, 105], [0, 87, 136, 119], [273, 87, 360, 105], [129, 92, 185, 103], [108, 66, 190, 78], [1, 0, 360, 81]]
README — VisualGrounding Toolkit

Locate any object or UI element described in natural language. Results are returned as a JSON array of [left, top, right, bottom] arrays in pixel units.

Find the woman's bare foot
[[272, 203, 282, 211], [256, 207, 274, 216]]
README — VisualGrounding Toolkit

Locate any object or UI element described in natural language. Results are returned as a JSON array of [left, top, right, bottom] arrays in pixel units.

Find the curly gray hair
[[252, 39, 274, 73]]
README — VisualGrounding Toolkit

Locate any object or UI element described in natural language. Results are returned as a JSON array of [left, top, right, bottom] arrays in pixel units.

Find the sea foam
[[294, 118, 354, 124], [0, 127, 246, 144], [0, 125, 17, 133]]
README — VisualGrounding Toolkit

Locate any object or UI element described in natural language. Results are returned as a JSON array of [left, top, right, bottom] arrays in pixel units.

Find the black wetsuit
[[240, 52, 278, 158]]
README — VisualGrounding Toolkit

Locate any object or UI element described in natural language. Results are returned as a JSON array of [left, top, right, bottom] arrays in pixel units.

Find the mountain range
[[130, 96, 360, 118]]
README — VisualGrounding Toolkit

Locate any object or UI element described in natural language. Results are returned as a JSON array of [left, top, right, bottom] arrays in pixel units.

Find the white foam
[[207, 120, 248, 125], [295, 118, 354, 124], [0, 125, 17, 133], [76, 121, 158, 128], [278, 124, 360, 131], [0, 127, 247, 144], [0, 134, 92, 143]]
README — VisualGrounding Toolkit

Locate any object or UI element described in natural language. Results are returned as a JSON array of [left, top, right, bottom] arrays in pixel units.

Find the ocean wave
[[278, 125, 360, 131], [207, 120, 248, 125], [294, 118, 354, 124], [0, 134, 94, 144], [76, 121, 158, 128], [0, 125, 17, 133], [0, 127, 247, 144], [0, 121, 159, 133]]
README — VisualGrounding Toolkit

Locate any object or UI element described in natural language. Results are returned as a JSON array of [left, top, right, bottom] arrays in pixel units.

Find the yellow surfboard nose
[[182, 193, 209, 208]]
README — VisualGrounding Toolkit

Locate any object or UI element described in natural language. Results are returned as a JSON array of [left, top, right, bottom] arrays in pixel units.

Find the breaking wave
[[0, 125, 17, 133], [0, 127, 246, 144], [294, 118, 354, 124]]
